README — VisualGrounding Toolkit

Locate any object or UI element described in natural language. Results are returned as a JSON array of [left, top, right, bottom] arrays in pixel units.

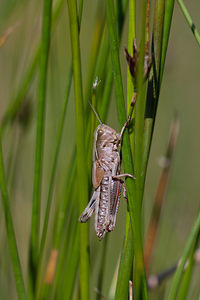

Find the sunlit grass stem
[[29, 0, 53, 295], [67, 0, 89, 299], [0, 135, 26, 299]]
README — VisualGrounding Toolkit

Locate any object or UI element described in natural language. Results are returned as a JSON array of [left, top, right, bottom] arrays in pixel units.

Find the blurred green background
[[0, 0, 200, 299]]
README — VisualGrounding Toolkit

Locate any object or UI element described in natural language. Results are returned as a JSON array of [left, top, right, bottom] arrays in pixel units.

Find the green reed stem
[[168, 209, 200, 300], [105, 1, 148, 299], [29, 0, 53, 291], [67, 1, 89, 299], [0, 136, 26, 299], [0, 0, 66, 133], [177, 0, 200, 48], [114, 0, 135, 298], [38, 0, 84, 283]]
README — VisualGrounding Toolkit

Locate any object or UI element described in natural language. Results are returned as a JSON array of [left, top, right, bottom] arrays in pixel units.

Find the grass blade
[[177, 0, 200, 48], [38, 0, 84, 283], [39, 65, 72, 260], [29, 0, 53, 293], [114, 217, 133, 300], [67, 0, 89, 299], [114, 1, 135, 298], [0, 136, 26, 299], [142, 0, 175, 192], [168, 210, 200, 300], [144, 115, 180, 272], [133, 2, 149, 299], [176, 243, 196, 300], [0, 0, 66, 133], [160, 0, 175, 82], [105, 1, 148, 299]]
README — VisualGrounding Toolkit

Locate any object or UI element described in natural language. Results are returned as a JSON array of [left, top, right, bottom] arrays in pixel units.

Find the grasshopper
[[79, 106, 133, 240]]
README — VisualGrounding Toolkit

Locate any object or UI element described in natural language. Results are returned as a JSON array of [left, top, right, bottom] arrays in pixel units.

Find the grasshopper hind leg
[[79, 190, 96, 223]]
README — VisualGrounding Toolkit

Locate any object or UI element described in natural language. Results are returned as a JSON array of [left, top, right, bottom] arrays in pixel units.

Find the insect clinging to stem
[[79, 104, 134, 240]]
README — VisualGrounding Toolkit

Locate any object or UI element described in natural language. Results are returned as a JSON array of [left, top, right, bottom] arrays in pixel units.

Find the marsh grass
[[0, 0, 200, 299]]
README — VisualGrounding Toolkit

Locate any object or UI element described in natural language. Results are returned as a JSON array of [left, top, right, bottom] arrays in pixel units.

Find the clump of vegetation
[[0, 0, 200, 299]]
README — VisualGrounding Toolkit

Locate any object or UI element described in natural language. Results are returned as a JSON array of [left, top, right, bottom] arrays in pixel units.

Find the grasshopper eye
[[98, 129, 103, 136]]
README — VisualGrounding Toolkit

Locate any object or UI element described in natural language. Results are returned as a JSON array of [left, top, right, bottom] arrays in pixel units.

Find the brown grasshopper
[[79, 105, 133, 240]]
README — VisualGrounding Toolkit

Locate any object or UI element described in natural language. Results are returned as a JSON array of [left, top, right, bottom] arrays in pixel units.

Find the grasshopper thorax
[[96, 124, 121, 150]]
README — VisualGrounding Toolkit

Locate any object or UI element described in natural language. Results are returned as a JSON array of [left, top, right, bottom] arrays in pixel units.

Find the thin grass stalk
[[35, 69, 73, 299], [39, 65, 72, 259], [1, 46, 39, 132], [29, 0, 53, 294], [38, 0, 84, 284], [142, 0, 175, 186], [132, 2, 148, 299], [153, 0, 165, 94], [7, 125, 21, 194], [53, 204, 79, 300], [142, 0, 165, 184], [40, 195, 78, 300], [114, 218, 133, 300], [38, 153, 76, 299], [53, 157, 76, 248], [93, 26, 110, 90], [127, 0, 136, 153], [114, 0, 135, 298], [160, 0, 175, 82], [0, 135, 26, 299], [105, 1, 148, 299], [67, 1, 89, 299], [61, 227, 80, 300], [99, 0, 128, 123], [0, 0, 66, 133], [176, 242, 197, 300], [84, 5, 105, 106], [99, 65, 113, 123], [144, 115, 180, 272], [43, 184, 77, 300], [168, 210, 200, 300], [177, 0, 200, 48], [96, 235, 108, 300]]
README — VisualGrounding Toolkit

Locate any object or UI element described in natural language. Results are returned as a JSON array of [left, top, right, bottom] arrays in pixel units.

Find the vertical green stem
[[114, 1, 136, 299], [127, 0, 136, 156], [39, 66, 72, 260], [67, 1, 89, 299], [127, 0, 136, 108], [0, 0, 67, 133], [177, 0, 200, 47], [39, 0, 83, 280], [29, 0, 53, 292], [168, 209, 200, 300], [133, 1, 149, 299], [105, 1, 148, 299], [160, 0, 175, 81], [0, 136, 26, 299]]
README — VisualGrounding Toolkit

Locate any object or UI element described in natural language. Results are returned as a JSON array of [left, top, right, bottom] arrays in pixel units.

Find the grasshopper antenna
[[89, 103, 103, 125]]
